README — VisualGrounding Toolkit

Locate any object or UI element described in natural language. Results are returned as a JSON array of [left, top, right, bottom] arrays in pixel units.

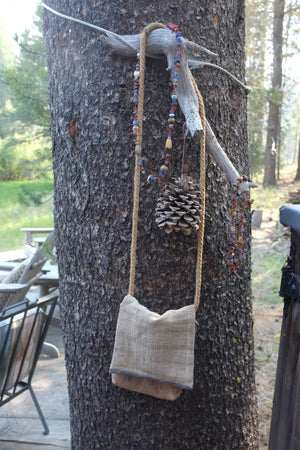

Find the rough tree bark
[[263, 0, 285, 186], [295, 135, 300, 180], [43, 1, 258, 448]]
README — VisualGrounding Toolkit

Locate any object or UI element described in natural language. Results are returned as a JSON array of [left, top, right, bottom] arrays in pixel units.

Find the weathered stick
[[102, 30, 254, 192], [42, 3, 254, 192], [101, 28, 214, 137], [206, 122, 256, 193]]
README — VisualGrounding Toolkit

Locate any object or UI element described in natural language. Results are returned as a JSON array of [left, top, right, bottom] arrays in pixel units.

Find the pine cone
[[155, 176, 202, 235]]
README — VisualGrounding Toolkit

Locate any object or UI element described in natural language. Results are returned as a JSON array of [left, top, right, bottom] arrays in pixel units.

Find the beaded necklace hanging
[[129, 22, 206, 312], [132, 23, 182, 183], [228, 175, 254, 275]]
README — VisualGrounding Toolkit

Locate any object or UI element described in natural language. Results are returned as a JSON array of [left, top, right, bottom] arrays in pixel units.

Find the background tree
[[263, 0, 285, 185], [246, 0, 300, 181], [0, 21, 15, 139], [0, 7, 52, 181], [282, 0, 300, 177], [43, 0, 259, 448], [1, 8, 49, 134], [245, 0, 272, 175], [295, 135, 300, 180]]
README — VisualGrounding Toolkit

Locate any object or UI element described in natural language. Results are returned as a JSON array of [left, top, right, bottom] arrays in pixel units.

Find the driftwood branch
[[102, 28, 214, 137], [42, 3, 254, 192], [206, 122, 256, 193], [102, 30, 253, 193]]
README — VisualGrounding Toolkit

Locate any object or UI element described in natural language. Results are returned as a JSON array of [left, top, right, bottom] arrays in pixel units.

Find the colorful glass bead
[[133, 25, 181, 182], [166, 138, 172, 149], [228, 175, 254, 275], [167, 24, 178, 32], [160, 164, 169, 174]]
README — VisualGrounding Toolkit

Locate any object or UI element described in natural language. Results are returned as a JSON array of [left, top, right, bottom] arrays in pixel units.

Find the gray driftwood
[[101, 28, 216, 138], [102, 29, 254, 192], [42, 2, 254, 192]]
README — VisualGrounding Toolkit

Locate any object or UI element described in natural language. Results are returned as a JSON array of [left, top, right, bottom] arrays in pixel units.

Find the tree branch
[[42, 2, 255, 191]]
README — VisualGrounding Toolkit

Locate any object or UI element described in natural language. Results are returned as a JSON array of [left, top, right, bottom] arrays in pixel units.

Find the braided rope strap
[[128, 22, 167, 296], [128, 24, 206, 314], [190, 72, 206, 311]]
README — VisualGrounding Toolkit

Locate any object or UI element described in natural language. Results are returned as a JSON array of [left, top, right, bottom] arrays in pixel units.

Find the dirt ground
[[251, 168, 300, 448], [254, 301, 282, 449]]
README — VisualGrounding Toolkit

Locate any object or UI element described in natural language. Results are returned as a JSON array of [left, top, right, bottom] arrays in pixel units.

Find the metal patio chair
[[0, 290, 58, 435], [0, 231, 55, 312]]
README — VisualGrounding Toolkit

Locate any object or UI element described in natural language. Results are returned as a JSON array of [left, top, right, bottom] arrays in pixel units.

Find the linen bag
[[110, 295, 195, 400], [109, 23, 206, 400]]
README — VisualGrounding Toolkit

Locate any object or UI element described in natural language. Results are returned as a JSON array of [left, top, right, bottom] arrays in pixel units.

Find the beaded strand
[[228, 175, 254, 275], [133, 51, 142, 170], [132, 23, 182, 183]]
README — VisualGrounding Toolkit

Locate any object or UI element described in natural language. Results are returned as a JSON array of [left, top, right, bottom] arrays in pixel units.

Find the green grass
[[251, 184, 288, 212], [0, 180, 54, 251], [252, 247, 287, 304], [250, 164, 298, 304], [251, 163, 298, 210]]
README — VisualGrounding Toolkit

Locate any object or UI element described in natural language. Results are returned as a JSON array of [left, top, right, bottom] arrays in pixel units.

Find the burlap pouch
[[109, 295, 195, 400]]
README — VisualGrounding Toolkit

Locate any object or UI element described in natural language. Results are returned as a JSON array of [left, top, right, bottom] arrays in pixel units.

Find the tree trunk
[[246, 0, 271, 175], [43, 1, 258, 448], [263, 0, 285, 186], [294, 135, 300, 180]]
